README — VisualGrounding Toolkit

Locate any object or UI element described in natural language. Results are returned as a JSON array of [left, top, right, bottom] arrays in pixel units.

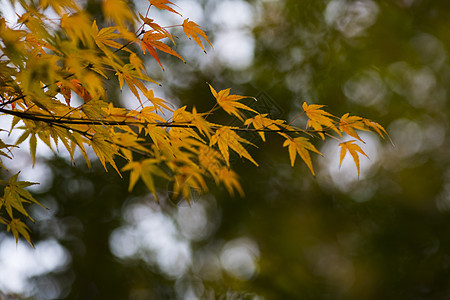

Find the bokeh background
[[0, 0, 450, 299]]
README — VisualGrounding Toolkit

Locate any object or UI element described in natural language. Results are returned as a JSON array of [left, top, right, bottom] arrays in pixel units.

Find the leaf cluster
[[0, 0, 388, 245]]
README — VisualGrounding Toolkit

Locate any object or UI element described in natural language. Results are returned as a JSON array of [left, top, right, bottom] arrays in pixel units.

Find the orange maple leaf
[[57, 79, 91, 105], [182, 18, 212, 53], [139, 13, 175, 44], [141, 31, 185, 70], [339, 140, 369, 176], [148, 0, 181, 16]]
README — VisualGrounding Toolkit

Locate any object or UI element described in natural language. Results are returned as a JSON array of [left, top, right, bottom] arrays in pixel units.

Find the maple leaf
[[112, 132, 150, 158], [116, 64, 158, 105], [172, 165, 208, 202], [182, 19, 212, 53], [122, 159, 168, 201], [58, 78, 92, 105], [198, 145, 223, 181], [244, 114, 285, 141], [146, 125, 171, 150], [148, 0, 181, 16], [68, 131, 92, 168], [139, 13, 175, 44], [102, 0, 136, 26], [25, 32, 57, 55], [339, 113, 369, 143], [143, 89, 173, 113], [91, 21, 125, 56], [191, 107, 212, 139], [302, 102, 340, 139], [363, 118, 393, 144], [283, 137, 321, 176], [7, 219, 33, 247], [90, 132, 121, 174], [129, 53, 145, 74], [141, 31, 185, 70], [339, 140, 369, 176], [210, 127, 258, 167], [137, 105, 167, 124], [172, 106, 212, 139], [39, 0, 79, 16], [61, 12, 93, 47], [218, 168, 244, 197], [209, 84, 257, 121], [0, 173, 42, 222]]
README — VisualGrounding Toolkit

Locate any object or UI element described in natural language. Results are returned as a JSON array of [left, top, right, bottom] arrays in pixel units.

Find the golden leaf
[[283, 137, 321, 175], [302, 102, 340, 139], [209, 84, 257, 121], [182, 19, 212, 53], [339, 140, 369, 176], [210, 127, 258, 167]]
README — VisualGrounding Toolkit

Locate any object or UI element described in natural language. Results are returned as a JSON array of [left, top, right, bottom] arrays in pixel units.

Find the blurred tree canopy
[[1, 0, 450, 299]]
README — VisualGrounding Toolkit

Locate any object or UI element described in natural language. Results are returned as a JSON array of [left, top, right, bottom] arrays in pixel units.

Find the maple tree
[[0, 0, 389, 246]]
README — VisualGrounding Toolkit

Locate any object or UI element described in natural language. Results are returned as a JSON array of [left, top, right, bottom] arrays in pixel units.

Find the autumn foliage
[[0, 0, 388, 246]]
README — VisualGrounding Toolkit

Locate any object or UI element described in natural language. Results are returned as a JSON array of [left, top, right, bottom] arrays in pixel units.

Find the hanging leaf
[[148, 0, 181, 16], [339, 140, 369, 176], [283, 137, 321, 175], [182, 18, 212, 53], [7, 219, 33, 247], [210, 127, 258, 167], [141, 31, 185, 70]]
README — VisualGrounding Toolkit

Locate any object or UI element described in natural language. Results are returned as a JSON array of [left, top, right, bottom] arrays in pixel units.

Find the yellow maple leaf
[[363, 119, 393, 144], [39, 0, 79, 16], [210, 127, 258, 167], [90, 132, 121, 174], [91, 21, 125, 59], [61, 12, 93, 47], [116, 64, 158, 105], [339, 140, 369, 176], [244, 114, 285, 141], [102, 0, 136, 26], [218, 168, 244, 197], [283, 137, 321, 175], [302, 102, 340, 139], [122, 159, 167, 200], [7, 219, 33, 247], [339, 113, 369, 143], [182, 18, 212, 53], [209, 84, 257, 121], [138, 105, 167, 124], [143, 89, 173, 113], [170, 164, 207, 202], [198, 145, 223, 181], [172, 106, 212, 139]]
